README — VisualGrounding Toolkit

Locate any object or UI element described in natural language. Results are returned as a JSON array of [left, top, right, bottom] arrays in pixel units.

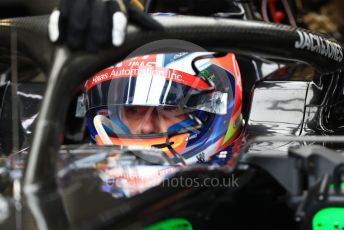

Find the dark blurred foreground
[[0, 0, 57, 18]]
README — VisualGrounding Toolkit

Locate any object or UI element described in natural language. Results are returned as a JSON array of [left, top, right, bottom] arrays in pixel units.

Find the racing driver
[[83, 52, 243, 166]]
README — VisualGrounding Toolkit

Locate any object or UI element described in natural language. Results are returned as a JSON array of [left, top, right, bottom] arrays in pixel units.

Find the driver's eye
[[159, 107, 185, 117], [125, 107, 139, 114], [162, 107, 178, 112], [122, 106, 148, 119]]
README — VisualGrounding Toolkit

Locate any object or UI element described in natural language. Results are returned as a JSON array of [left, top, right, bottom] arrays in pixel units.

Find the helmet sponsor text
[[85, 66, 210, 91]]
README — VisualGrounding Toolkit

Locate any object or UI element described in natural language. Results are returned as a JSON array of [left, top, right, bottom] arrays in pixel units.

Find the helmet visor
[[85, 65, 229, 115]]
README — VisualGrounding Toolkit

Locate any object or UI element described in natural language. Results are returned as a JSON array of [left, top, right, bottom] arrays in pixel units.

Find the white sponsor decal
[[91, 66, 184, 85], [294, 30, 343, 62]]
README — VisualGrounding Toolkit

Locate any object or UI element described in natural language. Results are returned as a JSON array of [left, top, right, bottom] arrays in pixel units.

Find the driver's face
[[120, 106, 188, 134]]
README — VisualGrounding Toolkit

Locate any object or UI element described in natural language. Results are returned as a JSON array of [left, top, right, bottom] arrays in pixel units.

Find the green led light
[[329, 182, 344, 190], [313, 208, 344, 230], [143, 218, 193, 230]]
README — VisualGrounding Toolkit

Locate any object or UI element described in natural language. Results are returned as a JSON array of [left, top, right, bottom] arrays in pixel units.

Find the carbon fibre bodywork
[[0, 14, 343, 230]]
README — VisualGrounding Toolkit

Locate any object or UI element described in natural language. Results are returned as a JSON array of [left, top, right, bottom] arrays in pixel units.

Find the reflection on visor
[[121, 106, 187, 122], [94, 106, 199, 137], [85, 66, 229, 115], [120, 106, 193, 133]]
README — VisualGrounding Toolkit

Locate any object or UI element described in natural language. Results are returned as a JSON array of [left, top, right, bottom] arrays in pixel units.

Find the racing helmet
[[84, 52, 243, 165]]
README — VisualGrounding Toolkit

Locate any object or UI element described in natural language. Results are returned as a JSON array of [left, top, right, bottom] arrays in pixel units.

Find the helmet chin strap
[[94, 114, 186, 166], [163, 132, 187, 166], [94, 114, 128, 145]]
